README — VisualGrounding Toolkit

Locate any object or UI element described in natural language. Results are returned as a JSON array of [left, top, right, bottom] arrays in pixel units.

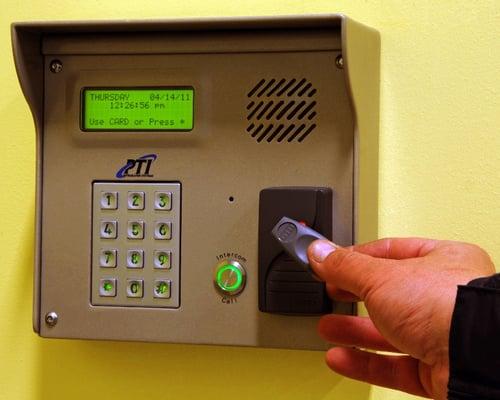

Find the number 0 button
[[128, 192, 145, 210], [154, 222, 172, 240], [154, 192, 172, 210], [127, 221, 144, 239], [126, 279, 144, 298], [100, 221, 117, 239]]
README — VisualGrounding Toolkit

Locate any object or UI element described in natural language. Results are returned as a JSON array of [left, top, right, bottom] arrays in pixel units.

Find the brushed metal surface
[[40, 48, 353, 349]]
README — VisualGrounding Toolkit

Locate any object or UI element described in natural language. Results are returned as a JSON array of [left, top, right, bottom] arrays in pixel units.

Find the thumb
[[307, 240, 394, 300]]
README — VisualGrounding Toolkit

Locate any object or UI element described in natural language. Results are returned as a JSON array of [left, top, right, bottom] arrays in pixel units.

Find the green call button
[[214, 261, 246, 296]]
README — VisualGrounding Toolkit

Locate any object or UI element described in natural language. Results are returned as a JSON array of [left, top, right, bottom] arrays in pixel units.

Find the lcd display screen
[[81, 88, 194, 131]]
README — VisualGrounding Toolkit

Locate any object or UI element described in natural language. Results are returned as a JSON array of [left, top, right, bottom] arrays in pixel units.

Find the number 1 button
[[100, 192, 118, 210]]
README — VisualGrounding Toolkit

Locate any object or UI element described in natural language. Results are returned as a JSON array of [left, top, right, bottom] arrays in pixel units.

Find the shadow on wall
[[36, 338, 371, 400]]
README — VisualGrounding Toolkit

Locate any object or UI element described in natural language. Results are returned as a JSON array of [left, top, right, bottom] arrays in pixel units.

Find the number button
[[127, 249, 144, 268], [154, 192, 172, 211], [99, 278, 117, 297], [154, 250, 172, 269], [153, 280, 171, 298], [100, 249, 117, 267], [100, 192, 118, 210], [154, 221, 172, 240], [127, 192, 145, 210], [126, 279, 144, 298], [100, 221, 117, 239], [127, 221, 144, 239]]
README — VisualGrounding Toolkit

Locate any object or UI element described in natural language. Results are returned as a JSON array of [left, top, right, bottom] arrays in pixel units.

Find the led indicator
[[103, 282, 113, 292]]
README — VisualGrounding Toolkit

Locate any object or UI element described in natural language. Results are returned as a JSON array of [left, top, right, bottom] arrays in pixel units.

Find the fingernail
[[310, 240, 337, 263]]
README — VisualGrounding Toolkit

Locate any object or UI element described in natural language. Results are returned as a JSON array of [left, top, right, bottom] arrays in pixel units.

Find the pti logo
[[116, 154, 157, 178]]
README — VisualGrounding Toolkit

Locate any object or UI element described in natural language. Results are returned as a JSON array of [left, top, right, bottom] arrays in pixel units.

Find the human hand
[[307, 238, 496, 399]]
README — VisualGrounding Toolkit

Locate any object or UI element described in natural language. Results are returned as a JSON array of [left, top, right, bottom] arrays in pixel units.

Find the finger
[[352, 238, 439, 259], [318, 315, 400, 353], [308, 241, 396, 299], [326, 283, 360, 302], [325, 347, 428, 398]]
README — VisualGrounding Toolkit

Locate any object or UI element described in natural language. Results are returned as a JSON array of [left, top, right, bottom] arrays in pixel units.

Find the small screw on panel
[[49, 60, 63, 74], [335, 55, 344, 69], [45, 311, 58, 327]]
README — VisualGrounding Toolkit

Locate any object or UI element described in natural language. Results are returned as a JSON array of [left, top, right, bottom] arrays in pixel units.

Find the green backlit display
[[82, 88, 194, 131]]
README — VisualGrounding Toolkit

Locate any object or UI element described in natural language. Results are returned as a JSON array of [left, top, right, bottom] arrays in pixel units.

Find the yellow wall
[[1, 1, 498, 399]]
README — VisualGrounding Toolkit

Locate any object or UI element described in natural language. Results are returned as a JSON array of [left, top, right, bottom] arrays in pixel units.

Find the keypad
[[92, 182, 180, 308]]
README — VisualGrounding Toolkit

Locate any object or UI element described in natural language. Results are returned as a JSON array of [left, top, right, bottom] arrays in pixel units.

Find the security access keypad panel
[[92, 182, 180, 307], [12, 16, 380, 349]]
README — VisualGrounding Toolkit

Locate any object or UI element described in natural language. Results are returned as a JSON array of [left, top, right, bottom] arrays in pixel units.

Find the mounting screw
[[45, 311, 58, 327], [335, 55, 344, 69], [49, 59, 63, 74]]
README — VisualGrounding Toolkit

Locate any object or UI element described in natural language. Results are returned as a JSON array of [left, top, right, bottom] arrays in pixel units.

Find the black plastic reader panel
[[258, 187, 333, 314]]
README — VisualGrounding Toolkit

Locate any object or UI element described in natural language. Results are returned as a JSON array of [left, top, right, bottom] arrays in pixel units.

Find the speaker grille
[[246, 78, 318, 143]]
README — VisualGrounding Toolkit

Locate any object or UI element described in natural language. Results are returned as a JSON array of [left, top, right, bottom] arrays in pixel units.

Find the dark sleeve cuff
[[448, 274, 500, 400]]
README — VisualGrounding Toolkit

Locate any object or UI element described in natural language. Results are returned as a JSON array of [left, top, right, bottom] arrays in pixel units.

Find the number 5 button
[[154, 192, 172, 211], [127, 221, 144, 239], [154, 221, 172, 240]]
